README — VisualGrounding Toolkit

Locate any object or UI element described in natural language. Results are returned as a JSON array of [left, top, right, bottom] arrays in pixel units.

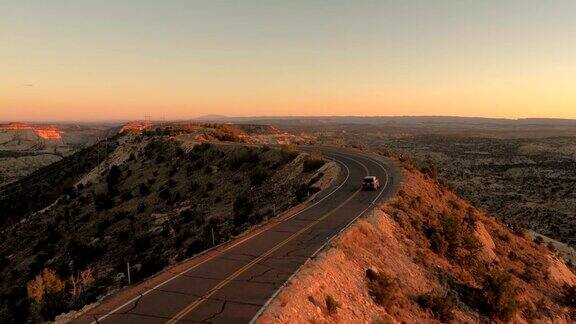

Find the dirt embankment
[[259, 160, 576, 323]]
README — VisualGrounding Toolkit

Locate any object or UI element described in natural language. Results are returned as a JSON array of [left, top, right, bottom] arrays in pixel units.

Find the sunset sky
[[2, 1, 576, 121]]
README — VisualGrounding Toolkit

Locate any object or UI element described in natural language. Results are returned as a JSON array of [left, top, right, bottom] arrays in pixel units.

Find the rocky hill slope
[[259, 156, 576, 323], [0, 131, 330, 323]]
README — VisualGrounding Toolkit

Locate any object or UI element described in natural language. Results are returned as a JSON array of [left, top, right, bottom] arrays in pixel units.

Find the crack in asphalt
[[199, 300, 227, 323], [119, 293, 143, 314], [283, 242, 311, 257], [246, 267, 274, 283], [269, 229, 298, 234], [151, 287, 204, 298]]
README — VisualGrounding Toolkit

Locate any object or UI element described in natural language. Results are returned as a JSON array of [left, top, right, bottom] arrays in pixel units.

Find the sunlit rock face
[[34, 128, 62, 140], [120, 121, 151, 133], [3, 122, 33, 130], [1, 123, 62, 140]]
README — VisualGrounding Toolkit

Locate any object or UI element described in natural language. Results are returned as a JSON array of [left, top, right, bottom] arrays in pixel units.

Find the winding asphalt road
[[74, 146, 400, 324]]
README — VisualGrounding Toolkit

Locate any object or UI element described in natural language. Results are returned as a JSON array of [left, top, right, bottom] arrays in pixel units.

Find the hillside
[[0, 122, 116, 186], [259, 156, 576, 323], [0, 132, 331, 323]]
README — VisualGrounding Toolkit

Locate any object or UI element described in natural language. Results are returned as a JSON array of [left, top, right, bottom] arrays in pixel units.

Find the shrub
[[186, 239, 205, 256], [26, 268, 67, 321], [96, 218, 111, 236], [159, 187, 171, 201], [440, 213, 462, 259], [193, 142, 212, 152], [561, 284, 576, 308], [325, 295, 340, 316], [250, 168, 269, 185], [226, 148, 259, 170], [482, 270, 520, 321], [521, 264, 540, 283], [106, 165, 122, 190], [303, 158, 325, 173], [365, 269, 399, 310], [94, 193, 114, 211], [190, 181, 200, 192], [155, 154, 165, 164], [280, 145, 298, 163], [69, 268, 95, 307], [416, 291, 456, 323], [429, 227, 448, 256], [180, 209, 193, 223], [167, 178, 177, 187], [233, 195, 253, 226], [294, 183, 311, 202], [139, 183, 151, 196], [121, 190, 133, 202], [547, 242, 556, 253], [137, 202, 146, 213], [534, 236, 544, 245], [132, 235, 152, 253]]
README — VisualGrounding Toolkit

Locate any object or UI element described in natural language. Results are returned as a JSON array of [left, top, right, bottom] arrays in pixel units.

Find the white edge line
[[248, 150, 391, 324], [90, 154, 351, 323]]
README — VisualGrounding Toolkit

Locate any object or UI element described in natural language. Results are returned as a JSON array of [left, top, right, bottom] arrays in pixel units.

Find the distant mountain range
[[194, 115, 576, 126]]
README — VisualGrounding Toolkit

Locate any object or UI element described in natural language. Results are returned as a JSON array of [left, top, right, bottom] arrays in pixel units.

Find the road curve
[[74, 146, 400, 324]]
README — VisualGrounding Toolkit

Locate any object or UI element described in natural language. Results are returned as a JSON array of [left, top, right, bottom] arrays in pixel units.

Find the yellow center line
[[167, 189, 362, 323]]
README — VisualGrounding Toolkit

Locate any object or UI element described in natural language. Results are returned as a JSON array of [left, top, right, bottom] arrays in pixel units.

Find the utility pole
[[144, 115, 152, 132], [211, 227, 216, 246], [127, 261, 131, 285], [96, 137, 100, 174]]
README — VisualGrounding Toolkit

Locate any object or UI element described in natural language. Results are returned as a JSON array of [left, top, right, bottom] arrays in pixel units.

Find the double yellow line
[[167, 188, 361, 323]]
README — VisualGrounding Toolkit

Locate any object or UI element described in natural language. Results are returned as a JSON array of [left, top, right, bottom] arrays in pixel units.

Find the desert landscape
[[273, 118, 576, 248], [0, 122, 119, 186], [3, 2, 576, 323]]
